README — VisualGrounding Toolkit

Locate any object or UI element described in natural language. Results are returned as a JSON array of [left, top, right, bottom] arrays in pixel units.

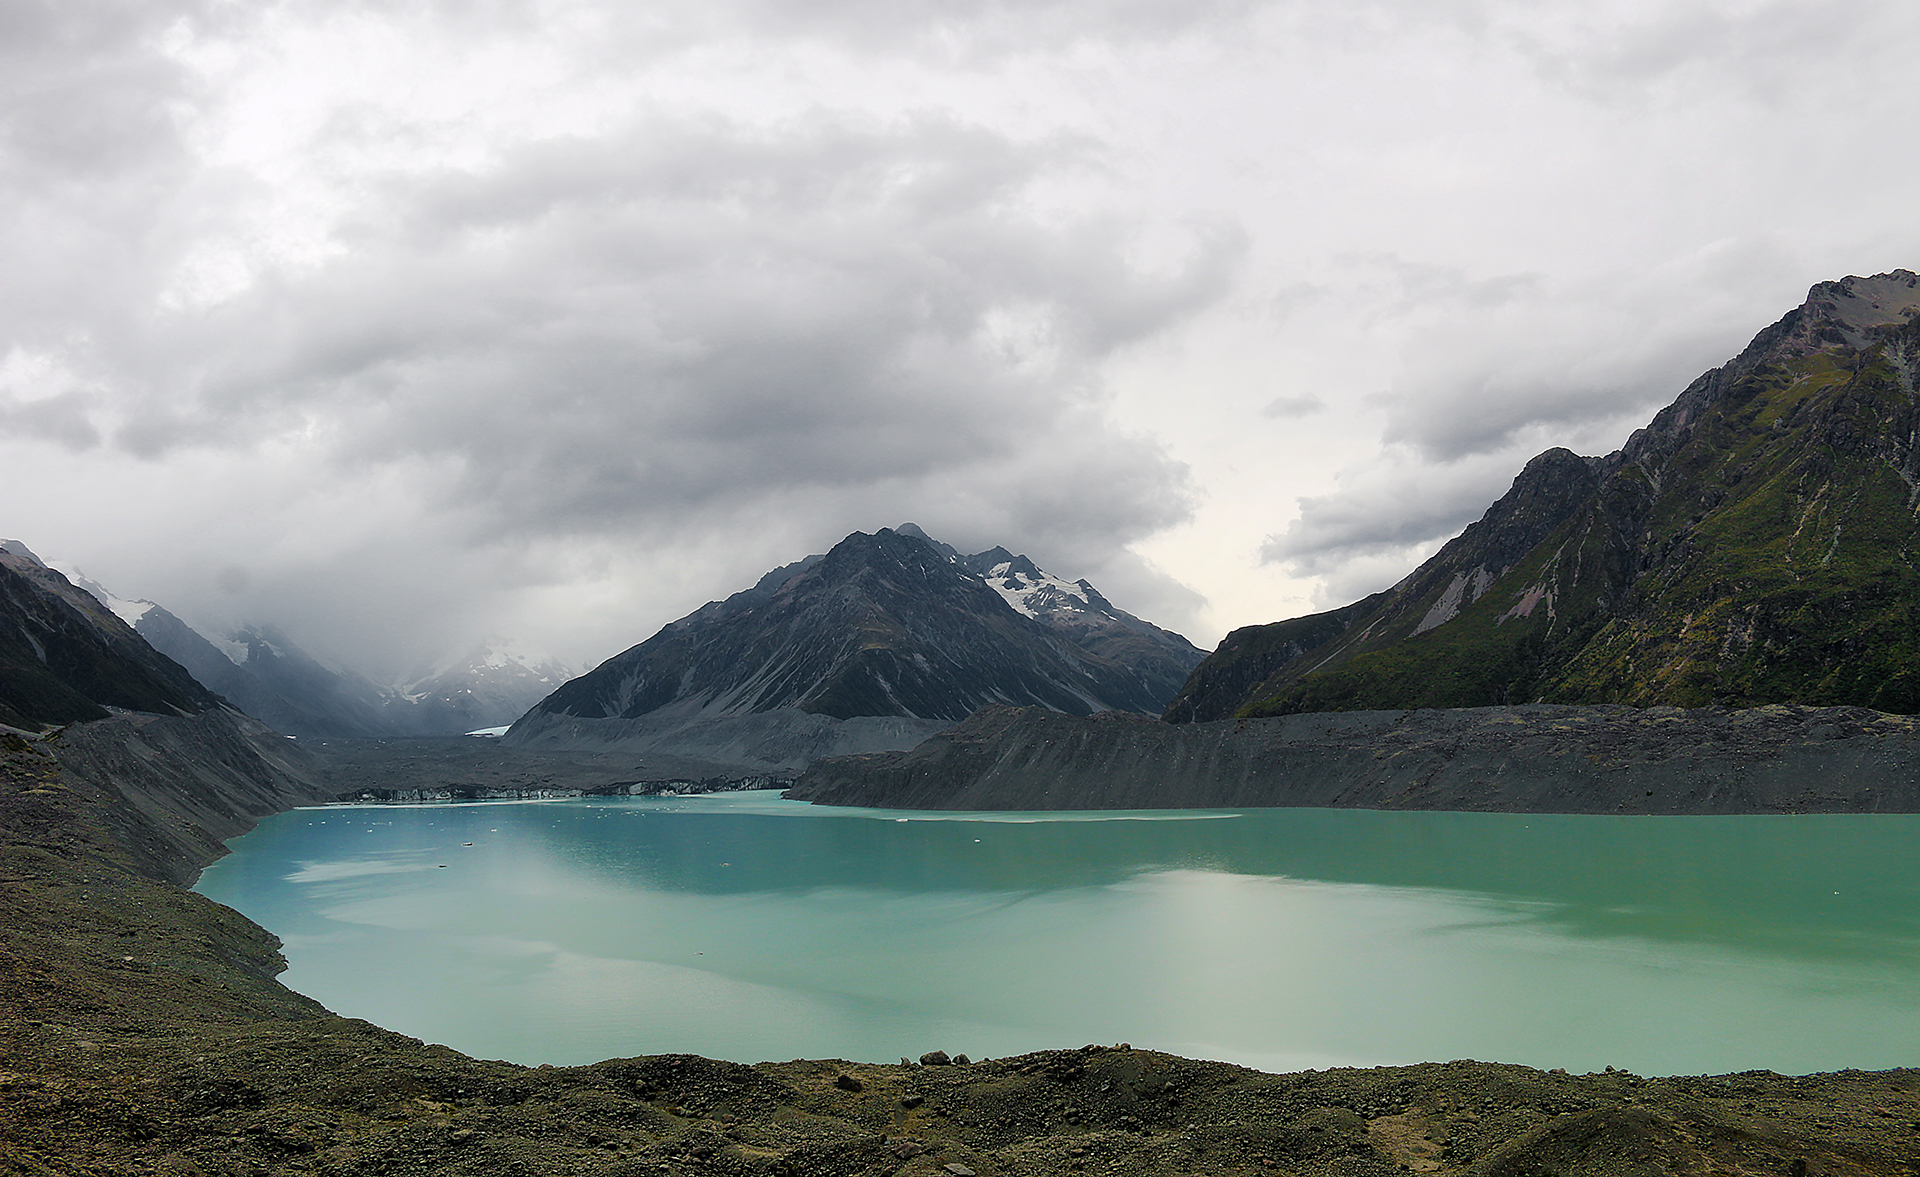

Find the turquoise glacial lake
[[194, 793, 1920, 1075]]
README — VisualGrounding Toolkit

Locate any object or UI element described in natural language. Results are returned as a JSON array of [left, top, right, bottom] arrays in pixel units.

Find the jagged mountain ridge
[[0, 541, 220, 728], [516, 526, 1205, 733], [1167, 270, 1920, 721]]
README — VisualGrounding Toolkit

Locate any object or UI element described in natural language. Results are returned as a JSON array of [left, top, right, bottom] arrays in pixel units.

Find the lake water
[[194, 792, 1920, 1075]]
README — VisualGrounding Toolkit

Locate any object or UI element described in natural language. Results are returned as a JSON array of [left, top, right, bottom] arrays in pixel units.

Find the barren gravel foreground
[[5, 712, 1920, 1177]]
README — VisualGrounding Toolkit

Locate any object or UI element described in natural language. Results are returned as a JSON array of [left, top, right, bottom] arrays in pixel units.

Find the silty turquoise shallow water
[[195, 792, 1920, 1074]]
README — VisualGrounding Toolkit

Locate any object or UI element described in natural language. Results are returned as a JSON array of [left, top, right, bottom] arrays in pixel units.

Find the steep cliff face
[[519, 528, 1192, 734], [1177, 270, 1920, 720], [0, 541, 220, 728]]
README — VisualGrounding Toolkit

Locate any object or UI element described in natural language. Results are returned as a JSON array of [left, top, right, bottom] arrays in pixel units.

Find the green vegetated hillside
[[1167, 270, 1920, 721]]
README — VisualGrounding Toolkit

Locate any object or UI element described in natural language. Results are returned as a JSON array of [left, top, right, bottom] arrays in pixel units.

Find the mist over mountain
[[389, 641, 575, 736], [1169, 270, 1920, 722], [49, 568, 569, 739]]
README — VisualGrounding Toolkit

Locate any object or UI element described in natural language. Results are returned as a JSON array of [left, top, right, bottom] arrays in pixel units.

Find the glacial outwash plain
[[6, 273, 1920, 1173]]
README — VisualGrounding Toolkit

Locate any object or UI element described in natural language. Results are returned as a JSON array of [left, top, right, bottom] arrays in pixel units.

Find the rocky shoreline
[[5, 709, 1920, 1175], [788, 702, 1920, 813]]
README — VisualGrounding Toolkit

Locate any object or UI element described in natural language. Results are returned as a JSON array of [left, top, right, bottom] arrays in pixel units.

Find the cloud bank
[[6, 0, 1920, 674]]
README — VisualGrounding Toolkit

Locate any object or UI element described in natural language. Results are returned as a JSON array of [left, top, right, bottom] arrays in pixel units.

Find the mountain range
[[3, 523, 1202, 766], [1166, 270, 1920, 720], [10, 270, 1917, 765], [505, 525, 1205, 763], [789, 270, 1920, 812]]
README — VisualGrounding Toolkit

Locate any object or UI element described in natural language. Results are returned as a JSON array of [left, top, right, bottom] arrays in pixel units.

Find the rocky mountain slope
[[1168, 270, 1920, 721], [0, 540, 220, 728], [507, 526, 1203, 763]]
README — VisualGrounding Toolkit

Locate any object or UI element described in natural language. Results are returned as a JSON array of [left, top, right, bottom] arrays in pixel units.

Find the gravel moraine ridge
[[788, 702, 1920, 813]]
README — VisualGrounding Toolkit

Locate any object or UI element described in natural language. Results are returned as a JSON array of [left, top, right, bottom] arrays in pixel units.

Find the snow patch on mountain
[[981, 560, 1095, 619]]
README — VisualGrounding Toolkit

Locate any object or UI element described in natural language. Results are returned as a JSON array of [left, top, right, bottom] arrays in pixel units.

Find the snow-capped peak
[[397, 637, 573, 695], [979, 558, 1093, 619]]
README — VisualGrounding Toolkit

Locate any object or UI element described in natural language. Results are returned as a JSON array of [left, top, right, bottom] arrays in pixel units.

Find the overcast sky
[[5, 0, 1918, 680]]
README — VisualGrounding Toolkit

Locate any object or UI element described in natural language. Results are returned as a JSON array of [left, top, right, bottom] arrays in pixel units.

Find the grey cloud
[[1347, 248, 1808, 463], [1261, 394, 1324, 419], [1378, 367, 1671, 463], [1261, 483, 1487, 575], [1267, 281, 1332, 329], [0, 392, 102, 451], [683, 0, 1262, 56], [90, 110, 1231, 601], [1341, 256, 1543, 320], [1255, 248, 1813, 599], [0, 2, 214, 345], [298, 0, 1264, 68], [0, 2, 204, 182], [1257, 448, 1533, 610], [1499, 0, 1912, 102]]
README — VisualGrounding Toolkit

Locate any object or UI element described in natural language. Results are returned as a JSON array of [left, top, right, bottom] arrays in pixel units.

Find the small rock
[[943, 1166, 977, 1177], [834, 1073, 863, 1092], [901, 1095, 925, 1109], [892, 1141, 925, 1158], [920, 1051, 952, 1066], [953, 1054, 971, 1066]]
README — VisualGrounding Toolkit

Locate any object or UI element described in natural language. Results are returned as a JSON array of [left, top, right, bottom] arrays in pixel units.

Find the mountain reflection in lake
[[195, 792, 1920, 1073]]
